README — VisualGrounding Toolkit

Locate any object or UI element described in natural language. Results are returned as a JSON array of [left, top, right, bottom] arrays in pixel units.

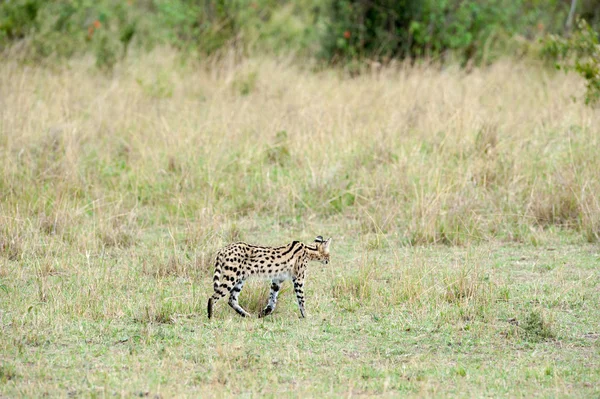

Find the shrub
[[0, 0, 146, 65], [543, 18, 600, 105], [320, 0, 569, 65], [2, 0, 574, 67], [0, 0, 40, 44], [520, 310, 555, 342]]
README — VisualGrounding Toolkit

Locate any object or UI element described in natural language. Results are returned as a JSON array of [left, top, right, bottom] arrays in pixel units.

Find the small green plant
[[543, 19, 600, 105], [0, 364, 17, 383], [521, 310, 555, 342], [454, 366, 467, 377]]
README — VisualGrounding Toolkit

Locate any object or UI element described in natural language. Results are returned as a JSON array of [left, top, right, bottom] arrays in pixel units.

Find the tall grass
[[1, 49, 599, 259]]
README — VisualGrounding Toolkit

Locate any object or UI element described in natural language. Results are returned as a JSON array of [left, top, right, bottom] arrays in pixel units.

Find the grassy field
[[1, 50, 599, 397]]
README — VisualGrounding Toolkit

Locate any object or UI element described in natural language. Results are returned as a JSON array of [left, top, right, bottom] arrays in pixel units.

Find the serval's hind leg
[[228, 278, 251, 318]]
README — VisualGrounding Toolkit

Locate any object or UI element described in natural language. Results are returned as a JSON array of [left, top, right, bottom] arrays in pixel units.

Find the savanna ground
[[1, 50, 599, 397]]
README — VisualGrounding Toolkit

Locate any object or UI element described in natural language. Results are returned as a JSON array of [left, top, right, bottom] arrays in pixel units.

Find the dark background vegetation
[[1, 0, 598, 66]]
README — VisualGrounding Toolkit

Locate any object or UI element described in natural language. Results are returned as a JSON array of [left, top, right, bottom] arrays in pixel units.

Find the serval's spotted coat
[[207, 236, 332, 319]]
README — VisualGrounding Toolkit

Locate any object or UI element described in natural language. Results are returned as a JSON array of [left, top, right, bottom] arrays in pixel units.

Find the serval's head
[[313, 235, 332, 265]]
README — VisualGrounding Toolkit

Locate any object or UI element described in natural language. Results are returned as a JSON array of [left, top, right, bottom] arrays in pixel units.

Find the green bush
[[320, 0, 420, 62], [0, 0, 147, 64], [320, 0, 569, 64], [1, 0, 322, 62], [543, 19, 600, 106], [0, 0, 41, 43], [0, 0, 580, 68]]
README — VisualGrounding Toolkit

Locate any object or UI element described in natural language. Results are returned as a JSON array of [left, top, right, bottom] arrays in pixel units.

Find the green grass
[[1, 51, 599, 396], [1, 225, 599, 397]]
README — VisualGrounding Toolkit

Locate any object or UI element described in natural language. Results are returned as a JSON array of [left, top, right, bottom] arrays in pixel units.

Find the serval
[[207, 236, 332, 319]]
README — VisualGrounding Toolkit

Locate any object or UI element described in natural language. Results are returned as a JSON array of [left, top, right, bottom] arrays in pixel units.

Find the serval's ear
[[323, 238, 332, 253], [314, 235, 324, 243]]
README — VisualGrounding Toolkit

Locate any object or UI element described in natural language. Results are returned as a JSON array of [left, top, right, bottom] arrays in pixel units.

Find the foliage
[[154, 0, 239, 55], [0, 0, 147, 67], [0, 0, 40, 42], [321, 0, 569, 64], [0, 0, 578, 68], [0, 0, 323, 63], [319, 0, 419, 61], [543, 19, 600, 105], [520, 310, 555, 342], [154, 0, 322, 56]]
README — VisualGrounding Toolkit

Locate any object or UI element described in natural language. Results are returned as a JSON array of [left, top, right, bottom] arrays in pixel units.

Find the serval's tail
[[207, 255, 223, 319]]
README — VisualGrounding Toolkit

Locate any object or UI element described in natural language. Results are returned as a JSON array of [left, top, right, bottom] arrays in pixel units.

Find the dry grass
[[1, 50, 599, 251]]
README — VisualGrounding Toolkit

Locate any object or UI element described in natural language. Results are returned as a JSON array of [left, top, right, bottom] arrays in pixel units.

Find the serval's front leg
[[292, 276, 306, 318], [259, 279, 283, 318]]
